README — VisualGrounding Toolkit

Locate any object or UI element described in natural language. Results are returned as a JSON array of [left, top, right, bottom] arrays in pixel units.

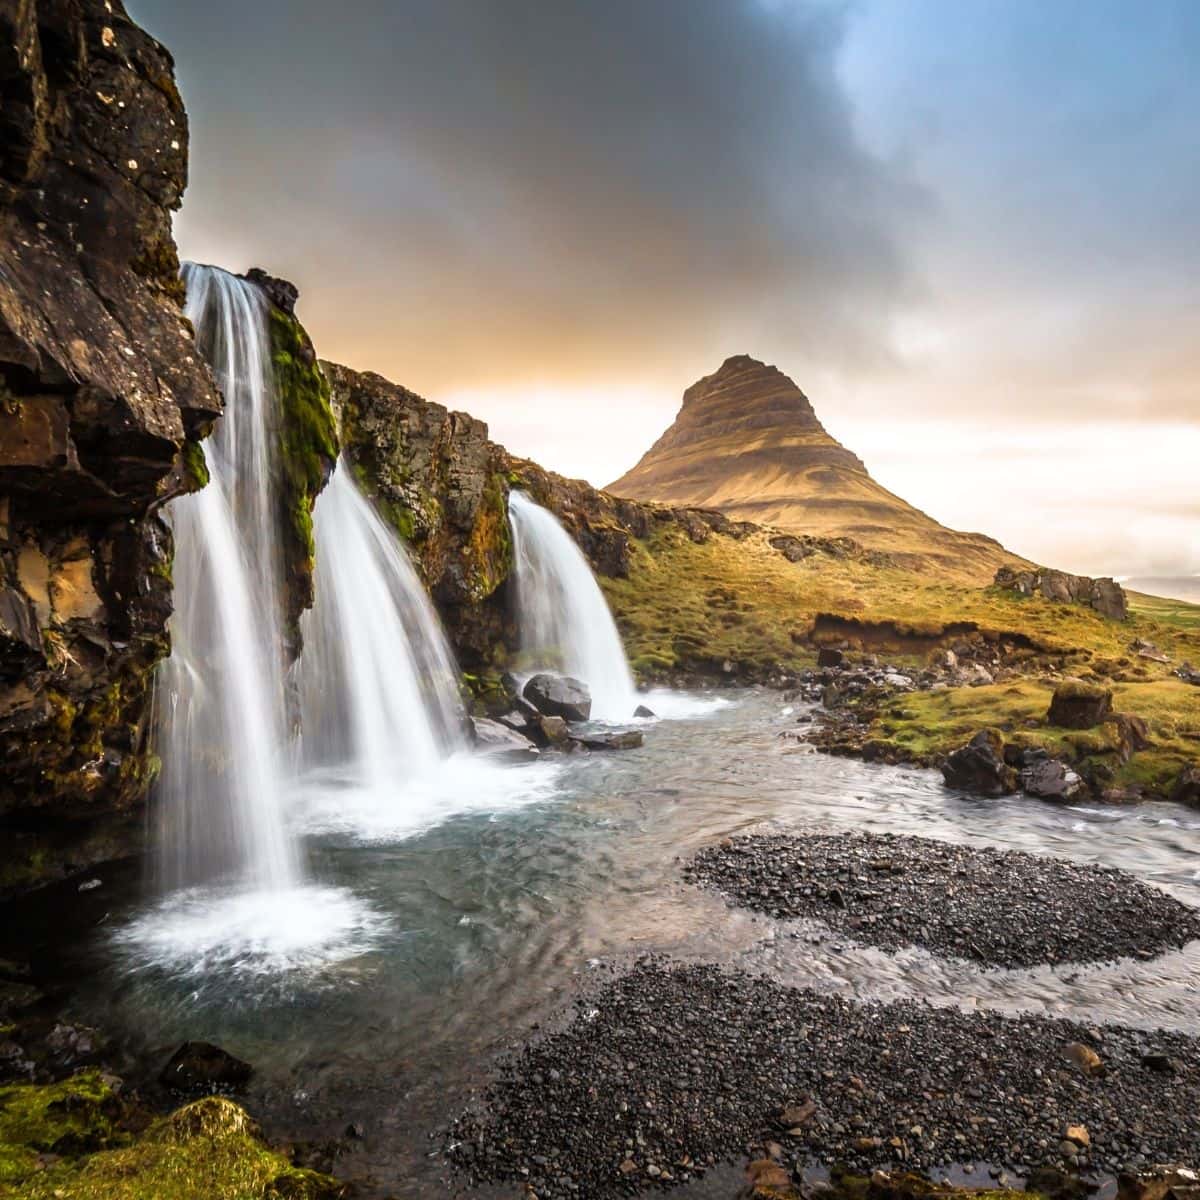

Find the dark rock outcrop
[[470, 716, 539, 763], [0, 0, 220, 891], [1048, 680, 1113, 729], [523, 673, 592, 723], [941, 729, 1019, 796], [1170, 766, 1200, 808], [159, 1041, 253, 1092], [995, 567, 1128, 621]]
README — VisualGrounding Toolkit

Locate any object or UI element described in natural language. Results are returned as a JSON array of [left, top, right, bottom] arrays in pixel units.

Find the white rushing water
[[153, 265, 298, 892], [508, 490, 639, 722], [299, 461, 466, 791]]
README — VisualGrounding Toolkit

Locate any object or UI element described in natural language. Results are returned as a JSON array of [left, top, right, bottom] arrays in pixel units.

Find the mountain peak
[[608, 357, 1021, 582]]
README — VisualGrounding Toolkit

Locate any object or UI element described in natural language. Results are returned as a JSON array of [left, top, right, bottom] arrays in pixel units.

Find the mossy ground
[[603, 526, 1200, 676], [0, 1082, 343, 1200], [602, 524, 1200, 796], [873, 679, 1199, 793]]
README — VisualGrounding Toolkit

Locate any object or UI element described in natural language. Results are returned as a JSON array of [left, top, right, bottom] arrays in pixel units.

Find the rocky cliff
[[326, 361, 892, 690], [0, 0, 220, 892], [608, 355, 1023, 583]]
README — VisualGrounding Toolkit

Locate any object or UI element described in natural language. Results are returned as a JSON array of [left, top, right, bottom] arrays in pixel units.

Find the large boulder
[[0, 0, 222, 892], [942, 731, 1007, 793], [1048, 681, 1113, 729], [522, 674, 592, 722], [470, 717, 539, 763], [941, 729, 1019, 796]]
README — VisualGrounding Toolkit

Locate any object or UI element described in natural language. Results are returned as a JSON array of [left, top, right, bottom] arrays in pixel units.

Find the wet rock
[[470, 717, 539, 762], [1118, 1165, 1200, 1200], [1169, 766, 1200, 808], [578, 730, 644, 751], [634, 704, 657, 719], [160, 1042, 254, 1092], [941, 730, 1018, 796], [535, 714, 571, 746], [1048, 681, 1113, 730], [1176, 663, 1200, 687], [1021, 758, 1086, 802], [0, 0, 222, 885], [818, 648, 845, 668], [523, 673, 593, 722]]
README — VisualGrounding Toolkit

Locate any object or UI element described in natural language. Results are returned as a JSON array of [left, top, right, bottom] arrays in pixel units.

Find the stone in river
[[523, 673, 592, 722]]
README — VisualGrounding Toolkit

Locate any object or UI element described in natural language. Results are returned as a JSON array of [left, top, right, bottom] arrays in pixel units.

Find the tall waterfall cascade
[[299, 461, 466, 792], [507, 491, 639, 722], [153, 265, 299, 892]]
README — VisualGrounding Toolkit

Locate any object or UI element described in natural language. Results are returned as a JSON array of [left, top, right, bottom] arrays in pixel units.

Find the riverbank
[[3, 694, 1200, 1199], [448, 957, 1200, 1197]]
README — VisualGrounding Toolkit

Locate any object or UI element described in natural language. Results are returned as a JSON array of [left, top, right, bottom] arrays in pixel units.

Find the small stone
[[1063, 1042, 1103, 1075]]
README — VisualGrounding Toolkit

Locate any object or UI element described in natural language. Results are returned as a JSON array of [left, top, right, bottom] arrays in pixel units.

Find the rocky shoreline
[[683, 832, 1200, 969], [447, 958, 1200, 1198]]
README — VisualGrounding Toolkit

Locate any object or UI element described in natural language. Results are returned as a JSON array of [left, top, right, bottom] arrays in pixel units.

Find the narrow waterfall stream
[[299, 461, 465, 791], [153, 265, 299, 892], [508, 490, 640, 721]]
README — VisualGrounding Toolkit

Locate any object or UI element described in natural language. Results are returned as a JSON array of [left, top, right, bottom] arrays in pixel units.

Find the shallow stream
[[18, 691, 1200, 1196]]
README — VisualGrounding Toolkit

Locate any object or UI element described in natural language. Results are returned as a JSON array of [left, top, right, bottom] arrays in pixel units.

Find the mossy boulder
[[1048, 680, 1113, 729], [0, 1089, 346, 1200]]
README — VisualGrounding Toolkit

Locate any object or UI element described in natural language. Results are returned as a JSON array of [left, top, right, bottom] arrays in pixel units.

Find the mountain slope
[[608, 355, 1023, 582]]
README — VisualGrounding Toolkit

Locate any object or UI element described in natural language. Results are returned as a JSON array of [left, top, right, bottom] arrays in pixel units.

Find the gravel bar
[[448, 959, 1200, 1199], [683, 831, 1200, 969]]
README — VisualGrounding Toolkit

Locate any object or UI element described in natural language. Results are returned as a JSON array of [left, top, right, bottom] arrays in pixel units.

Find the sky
[[128, 0, 1200, 581]]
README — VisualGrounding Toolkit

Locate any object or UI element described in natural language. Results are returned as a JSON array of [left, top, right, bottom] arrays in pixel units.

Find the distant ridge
[[608, 355, 1024, 582]]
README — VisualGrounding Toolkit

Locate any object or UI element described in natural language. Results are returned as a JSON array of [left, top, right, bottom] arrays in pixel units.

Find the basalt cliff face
[[0, 0, 220, 891], [608, 355, 1022, 583]]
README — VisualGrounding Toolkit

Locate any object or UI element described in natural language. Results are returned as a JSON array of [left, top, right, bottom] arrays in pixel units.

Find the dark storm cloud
[[130, 0, 923, 389]]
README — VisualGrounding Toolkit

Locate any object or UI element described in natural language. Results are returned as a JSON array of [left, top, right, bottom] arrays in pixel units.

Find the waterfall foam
[[153, 265, 298, 891], [508, 491, 639, 722]]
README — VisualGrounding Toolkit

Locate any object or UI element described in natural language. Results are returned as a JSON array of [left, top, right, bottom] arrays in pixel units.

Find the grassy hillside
[[602, 523, 1200, 801]]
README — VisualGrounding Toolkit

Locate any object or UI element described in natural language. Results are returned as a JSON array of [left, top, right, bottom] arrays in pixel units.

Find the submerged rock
[[159, 1042, 253, 1093], [470, 717, 539, 762], [523, 673, 593, 722], [578, 730, 644, 751]]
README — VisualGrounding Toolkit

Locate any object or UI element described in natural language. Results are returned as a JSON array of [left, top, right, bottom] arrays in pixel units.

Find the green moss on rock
[[268, 307, 338, 648], [0, 1093, 345, 1200]]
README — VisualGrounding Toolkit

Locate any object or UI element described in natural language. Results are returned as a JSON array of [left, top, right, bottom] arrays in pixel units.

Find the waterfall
[[152, 264, 299, 892], [299, 461, 466, 791], [508, 491, 638, 722]]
